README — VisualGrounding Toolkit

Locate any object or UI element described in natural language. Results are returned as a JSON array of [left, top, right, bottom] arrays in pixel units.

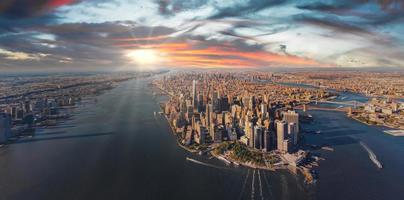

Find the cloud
[[1, 0, 404, 70], [208, 0, 287, 19], [0, 0, 76, 19], [0, 47, 48, 60]]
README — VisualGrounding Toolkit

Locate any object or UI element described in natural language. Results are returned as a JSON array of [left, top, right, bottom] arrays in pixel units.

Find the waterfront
[[1, 78, 404, 200], [0, 78, 310, 200]]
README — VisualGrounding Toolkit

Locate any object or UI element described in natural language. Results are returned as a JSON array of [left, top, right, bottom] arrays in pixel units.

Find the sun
[[126, 49, 160, 65]]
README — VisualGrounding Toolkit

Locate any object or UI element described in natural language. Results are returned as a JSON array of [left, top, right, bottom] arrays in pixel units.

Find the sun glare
[[126, 49, 160, 65]]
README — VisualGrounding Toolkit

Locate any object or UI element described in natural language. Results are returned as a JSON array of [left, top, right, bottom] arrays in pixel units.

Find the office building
[[276, 121, 287, 152], [192, 80, 197, 110], [288, 122, 298, 146], [0, 113, 12, 144], [283, 110, 299, 133]]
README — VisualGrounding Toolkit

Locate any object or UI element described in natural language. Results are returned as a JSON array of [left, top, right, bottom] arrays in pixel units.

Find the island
[[152, 71, 337, 183]]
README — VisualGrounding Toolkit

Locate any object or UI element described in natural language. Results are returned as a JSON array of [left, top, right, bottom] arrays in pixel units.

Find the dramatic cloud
[[1, 0, 404, 70]]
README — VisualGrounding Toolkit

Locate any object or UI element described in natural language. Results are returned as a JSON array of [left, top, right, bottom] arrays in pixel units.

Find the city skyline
[[1, 0, 404, 71]]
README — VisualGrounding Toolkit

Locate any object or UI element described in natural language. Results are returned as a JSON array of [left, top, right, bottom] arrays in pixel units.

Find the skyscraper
[[288, 122, 298, 145], [192, 80, 197, 110], [276, 121, 287, 152], [253, 125, 264, 149], [283, 110, 299, 133], [0, 113, 12, 144]]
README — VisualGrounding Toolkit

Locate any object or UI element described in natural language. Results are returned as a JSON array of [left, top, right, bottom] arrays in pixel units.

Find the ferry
[[321, 146, 334, 151], [370, 155, 383, 169]]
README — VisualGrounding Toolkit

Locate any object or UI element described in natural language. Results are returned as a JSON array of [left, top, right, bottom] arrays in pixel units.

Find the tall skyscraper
[[253, 125, 264, 149], [288, 122, 298, 145], [192, 80, 197, 110], [261, 103, 267, 119], [283, 110, 299, 133], [276, 121, 287, 152]]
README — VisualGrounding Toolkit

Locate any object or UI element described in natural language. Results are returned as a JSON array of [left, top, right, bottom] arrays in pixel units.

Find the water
[[277, 82, 370, 103], [302, 110, 404, 200], [0, 78, 310, 200], [1, 78, 404, 200]]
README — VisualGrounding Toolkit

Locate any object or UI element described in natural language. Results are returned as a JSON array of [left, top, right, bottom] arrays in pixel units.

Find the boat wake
[[186, 157, 227, 170], [359, 141, 383, 169]]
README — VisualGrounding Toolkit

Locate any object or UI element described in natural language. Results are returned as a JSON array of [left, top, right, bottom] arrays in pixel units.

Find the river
[[0, 78, 310, 200], [0, 78, 404, 200]]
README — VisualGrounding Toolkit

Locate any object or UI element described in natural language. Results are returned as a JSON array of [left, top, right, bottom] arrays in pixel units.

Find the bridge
[[295, 104, 362, 114], [316, 100, 365, 107], [295, 105, 347, 112]]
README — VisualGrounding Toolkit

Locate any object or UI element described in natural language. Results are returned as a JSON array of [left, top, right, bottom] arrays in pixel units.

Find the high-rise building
[[205, 103, 212, 127], [276, 121, 287, 152], [212, 91, 220, 111], [261, 103, 267, 119], [197, 93, 204, 112], [247, 121, 254, 148], [253, 125, 264, 149], [288, 122, 298, 145], [0, 113, 12, 144], [192, 80, 197, 110], [264, 129, 271, 152], [283, 110, 299, 133]]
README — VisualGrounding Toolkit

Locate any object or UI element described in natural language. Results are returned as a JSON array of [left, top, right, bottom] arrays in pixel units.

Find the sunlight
[[126, 49, 161, 66]]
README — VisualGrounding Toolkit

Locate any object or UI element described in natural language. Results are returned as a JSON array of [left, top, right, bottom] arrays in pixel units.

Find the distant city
[[0, 71, 160, 143]]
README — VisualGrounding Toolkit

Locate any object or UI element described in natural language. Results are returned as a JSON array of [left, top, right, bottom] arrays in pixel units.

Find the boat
[[321, 146, 334, 151], [360, 141, 383, 169], [315, 130, 321, 134]]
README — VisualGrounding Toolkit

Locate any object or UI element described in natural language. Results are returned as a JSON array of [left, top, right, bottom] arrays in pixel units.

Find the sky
[[0, 0, 404, 71]]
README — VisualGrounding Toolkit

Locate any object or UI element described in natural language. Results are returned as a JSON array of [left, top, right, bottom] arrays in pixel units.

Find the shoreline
[[158, 105, 316, 183], [349, 115, 404, 135], [151, 83, 319, 184]]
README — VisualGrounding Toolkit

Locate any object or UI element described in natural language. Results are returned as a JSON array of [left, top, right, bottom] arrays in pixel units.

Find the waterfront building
[[288, 123, 298, 146], [210, 124, 222, 143], [283, 139, 292, 153], [263, 129, 271, 152], [246, 121, 254, 148], [283, 110, 299, 133], [253, 125, 264, 149], [276, 121, 287, 152], [0, 113, 12, 144]]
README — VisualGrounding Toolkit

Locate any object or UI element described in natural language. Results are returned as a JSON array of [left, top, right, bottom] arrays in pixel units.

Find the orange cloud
[[115, 40, 324, 68]]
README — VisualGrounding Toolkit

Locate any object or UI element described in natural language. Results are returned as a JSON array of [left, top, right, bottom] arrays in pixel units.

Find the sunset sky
[[1, 0, 404, 71]]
